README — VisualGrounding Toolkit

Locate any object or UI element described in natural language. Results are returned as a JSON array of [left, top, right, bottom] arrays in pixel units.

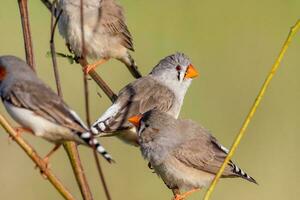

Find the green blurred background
[[0, 0, 300, 199]]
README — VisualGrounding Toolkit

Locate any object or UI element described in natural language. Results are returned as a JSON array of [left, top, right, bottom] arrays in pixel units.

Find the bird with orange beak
[[129, 110, 257, 200], [91, 52, 199, 146]]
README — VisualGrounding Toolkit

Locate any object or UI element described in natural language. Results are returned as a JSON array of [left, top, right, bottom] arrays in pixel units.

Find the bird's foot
[[83, 58, 108, 74], [172, 189, 201, 200], [9, 127, 32, 143], [173, 194, 184, 200], [35, 144, 61, 178], [34, 157, 50, 179]]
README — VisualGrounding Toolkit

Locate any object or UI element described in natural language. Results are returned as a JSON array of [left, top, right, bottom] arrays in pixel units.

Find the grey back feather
[[98, 77, 175, 132], [0, 55, 87, 133]]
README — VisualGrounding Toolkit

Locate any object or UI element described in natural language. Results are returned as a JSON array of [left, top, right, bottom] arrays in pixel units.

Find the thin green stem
[[203, 19, 300, 200]]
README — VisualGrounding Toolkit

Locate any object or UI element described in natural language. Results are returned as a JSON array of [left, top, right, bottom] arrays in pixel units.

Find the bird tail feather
[[78, 131, 114, 163], [229, 162, 257, 184]]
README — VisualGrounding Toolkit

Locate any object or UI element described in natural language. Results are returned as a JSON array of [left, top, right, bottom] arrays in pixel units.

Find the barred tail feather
[[230, 162, 257, 184], [91, 122, 106, 135], [91, 103, 122, 136], [79, 131, 114, 163], [124, 53, 142, 79]]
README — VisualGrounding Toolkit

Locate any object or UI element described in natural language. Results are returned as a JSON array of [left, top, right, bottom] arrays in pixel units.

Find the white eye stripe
[[178, 70, 185, 82], [138, 122, 146, 137]]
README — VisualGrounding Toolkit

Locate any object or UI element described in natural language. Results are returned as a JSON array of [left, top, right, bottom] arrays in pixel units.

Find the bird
[[57, 0, 142, 78], [90, 52, 199, 146], [0, 55, 113, 164], [128, 109, 257, 200]]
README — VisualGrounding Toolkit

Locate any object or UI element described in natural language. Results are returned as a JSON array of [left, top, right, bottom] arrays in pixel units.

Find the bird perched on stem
[[91, 53, 199, 146], [57, 0, 142, 77], [0, 55, 113, 165], [129, 110, 257, 200]]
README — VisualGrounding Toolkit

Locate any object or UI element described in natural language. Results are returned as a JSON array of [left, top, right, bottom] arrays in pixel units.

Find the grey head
[[149, 52, 199, 100], [0, 55, 40, 95]]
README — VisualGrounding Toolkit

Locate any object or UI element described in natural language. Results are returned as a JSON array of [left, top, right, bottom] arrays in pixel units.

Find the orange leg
[[9, 127, 33, 142], [35, 144, 61, 172], [173, 188, 201, 200], [83, 58, 108, 74], [43, 144, 61, 167], [35, 144, 61, 179], [15, 127, 33, 136]]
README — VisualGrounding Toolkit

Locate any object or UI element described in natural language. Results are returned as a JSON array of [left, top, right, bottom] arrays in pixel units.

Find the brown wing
[[172, 120, 236, 177], [98, 77, 175, 132], [100, 0, 134, 51], [4, 81, 86, 133]]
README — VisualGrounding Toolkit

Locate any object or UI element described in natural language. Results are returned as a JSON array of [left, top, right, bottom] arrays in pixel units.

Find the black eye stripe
[[177, 71, 181, 81], [184, 66, 189, 75]]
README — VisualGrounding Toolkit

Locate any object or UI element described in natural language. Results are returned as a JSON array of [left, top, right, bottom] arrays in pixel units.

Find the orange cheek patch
[[0, 66, 6, 80]]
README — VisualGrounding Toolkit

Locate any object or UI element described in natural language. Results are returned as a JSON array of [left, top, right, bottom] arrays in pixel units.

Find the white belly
[[4, 102, 79, 143], [154, 156, 214, 191]]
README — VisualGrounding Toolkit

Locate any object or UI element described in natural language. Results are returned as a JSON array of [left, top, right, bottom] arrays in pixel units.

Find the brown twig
[[17, 0, 36, 70], [50, 8, 63, 96], [80, 1, 112, 199], [0, 114, 75, 200], [16, 1, 76, 199], [63, 143, 94, 200], [50, 2, 93, 200], [83, 74, 112, 200], [78, 58, 117, 102], [92, 149, 112, 200]]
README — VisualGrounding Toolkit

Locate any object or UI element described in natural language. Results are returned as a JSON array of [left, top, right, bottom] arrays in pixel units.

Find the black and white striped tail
[[126, 53, 142, 79], [91, 121, 107, 136], [229, 162, 257, 184], [79, 132, 114, 163], [90, 120, 115, 137]]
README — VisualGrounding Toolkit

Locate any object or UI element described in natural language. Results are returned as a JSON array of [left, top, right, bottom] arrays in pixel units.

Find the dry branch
[[17, 0, 35, 70], [49, 2, 94, 199], [63, 143, 94, 200], [0, 114, 75, 200], [79, 0, 112, 199], [78, 58, 117, 102], [42, 0, 116, 198], [14, 1, 78, 199]]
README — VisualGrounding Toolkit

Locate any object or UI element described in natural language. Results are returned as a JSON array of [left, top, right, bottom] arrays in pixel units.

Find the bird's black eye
[[176, 65, 182, 71], [145, 123, 150, 128]]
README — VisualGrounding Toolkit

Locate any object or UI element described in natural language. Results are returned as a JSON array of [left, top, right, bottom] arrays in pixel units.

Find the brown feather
[[100, 0, 134, 51], [102, 77, 175, 132]]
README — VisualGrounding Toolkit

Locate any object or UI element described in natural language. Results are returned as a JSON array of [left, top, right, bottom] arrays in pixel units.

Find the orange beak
[[128, 114, 143, 127], [184, 64, 199, 79]]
